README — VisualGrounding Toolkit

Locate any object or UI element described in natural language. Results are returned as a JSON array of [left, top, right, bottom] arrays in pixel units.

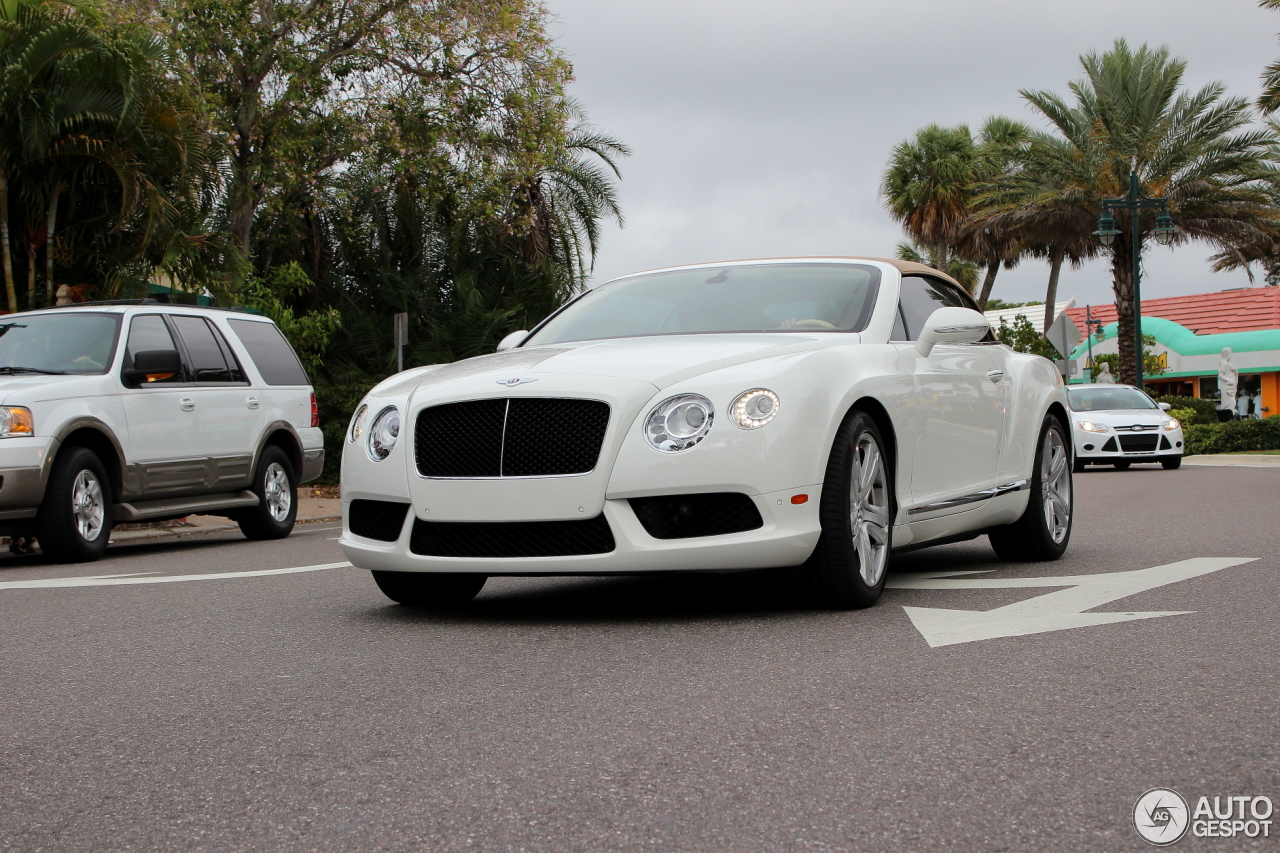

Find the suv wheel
[[237, 446, 297, 540], [36, 447, 113, 563]]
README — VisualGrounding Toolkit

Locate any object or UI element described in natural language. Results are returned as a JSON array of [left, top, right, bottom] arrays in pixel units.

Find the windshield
[[1067, 387, 1159, 411], [0, 313, 121, 375], [525, 263, 882, 345]]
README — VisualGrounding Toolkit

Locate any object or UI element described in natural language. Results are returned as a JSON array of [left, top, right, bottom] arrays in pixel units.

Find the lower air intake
[[629, 493, 764, 539], [409, 515, 615, 558], [348, 500, 410, 542]]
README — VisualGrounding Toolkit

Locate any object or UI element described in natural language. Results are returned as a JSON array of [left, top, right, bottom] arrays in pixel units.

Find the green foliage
[[1090, 334, 1166, 380], [240, 262, 340, 373], [1182, 417, 1280, 455], [995, 314, 1058, 359], [895, 240, 978, 293], [1168, 408, 1197, 425], [1155, 395, 1218, 425], [312, 381, 379, 484], [985, 299, 1042, 310]]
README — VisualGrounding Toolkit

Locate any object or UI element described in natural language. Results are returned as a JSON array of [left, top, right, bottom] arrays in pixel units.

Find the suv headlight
[[0, 406, 33, 437], [1163, 418, 1181, 431], [367, 406, 400, 461], [1077, 420, 1109, 433], [730, 389, 780, 429], [349, 404, 369, 443], [644, 394, 714, 452]]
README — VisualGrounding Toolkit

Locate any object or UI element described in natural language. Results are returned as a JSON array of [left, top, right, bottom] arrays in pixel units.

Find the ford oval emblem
[[497, 377, 538, 387]]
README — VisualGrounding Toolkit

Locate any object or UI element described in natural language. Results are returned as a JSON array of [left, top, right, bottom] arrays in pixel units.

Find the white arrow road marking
[[887, 557, 1258, 647], [0, 561, 351, 591]]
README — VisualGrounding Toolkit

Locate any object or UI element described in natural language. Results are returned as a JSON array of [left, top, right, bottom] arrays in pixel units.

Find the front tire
[[803, 410, 892, 609], [1161, 456, 1182, 470], [372, 571, 487, 608], [237, 446, 297, 540], [1072, 457, 1086, 474], [1113, 461, 1131, 470], [35, 447, 112, 563], [989, 415, 1072, 562]]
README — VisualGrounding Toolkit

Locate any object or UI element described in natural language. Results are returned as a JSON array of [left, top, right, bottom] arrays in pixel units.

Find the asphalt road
[[1, 465, 1277, 853]]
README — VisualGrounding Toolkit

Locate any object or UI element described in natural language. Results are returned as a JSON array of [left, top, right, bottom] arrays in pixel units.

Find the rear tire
[[372, 571, 487, 607], [237, 446, 297, 540], [803, 409, 892, 609], [1113, 461, 1131, 470], [989, 414, 1072, 562], [1161, 456, 1182, 470], [35, 447, 112, 563]]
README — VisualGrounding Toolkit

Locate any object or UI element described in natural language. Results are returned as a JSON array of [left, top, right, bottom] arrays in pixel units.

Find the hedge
[[1182, 417, 1280, 455], [314, 381, 379, 485], [1154, 395, 1218, 425]]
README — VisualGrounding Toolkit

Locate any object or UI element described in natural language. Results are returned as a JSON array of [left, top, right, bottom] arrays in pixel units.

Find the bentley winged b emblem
[[497, 377, 538, 387]]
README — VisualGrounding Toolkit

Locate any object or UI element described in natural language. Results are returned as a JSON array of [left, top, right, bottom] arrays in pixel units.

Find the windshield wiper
[[0, 366, 68, 375]]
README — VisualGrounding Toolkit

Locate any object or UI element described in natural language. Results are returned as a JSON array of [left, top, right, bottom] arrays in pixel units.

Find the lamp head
[[1094, 209, 1120, 247], [1153, 209, 1177, 246]]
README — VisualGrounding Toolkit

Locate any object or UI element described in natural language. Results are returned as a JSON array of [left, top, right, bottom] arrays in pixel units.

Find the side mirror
[[915, 308, 991, 357], [1159, 402, 1172, 412], [496, 330, 529, 352], [125, 349, 182, 383]]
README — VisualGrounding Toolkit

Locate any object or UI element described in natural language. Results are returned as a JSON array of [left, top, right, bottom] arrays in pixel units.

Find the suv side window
[[124, 315, 182, 383], [227, 319, 309, 386], [892, 275, 987, 341], [171, 316, 244, 383]]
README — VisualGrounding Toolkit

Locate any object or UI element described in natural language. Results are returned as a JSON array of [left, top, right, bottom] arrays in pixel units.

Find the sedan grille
[[415, 398, 610, 478], [1119, 434, 1159, 452], [409, 515, 615, 558]]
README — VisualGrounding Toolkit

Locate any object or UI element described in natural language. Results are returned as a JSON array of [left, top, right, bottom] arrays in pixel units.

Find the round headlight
[[349, 404, 369, 443], [367, 406, 400, 461], [644, 394, 714, 452], [730, 389, 780, 429]]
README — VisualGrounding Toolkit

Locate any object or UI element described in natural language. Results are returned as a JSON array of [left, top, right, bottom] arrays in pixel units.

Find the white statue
[[1095, 362, 1116, 384], [1217, 348, 1238, 410]]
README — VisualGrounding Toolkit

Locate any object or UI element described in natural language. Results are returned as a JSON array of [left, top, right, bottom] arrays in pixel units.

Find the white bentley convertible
[[340, 258, 1073, 609]]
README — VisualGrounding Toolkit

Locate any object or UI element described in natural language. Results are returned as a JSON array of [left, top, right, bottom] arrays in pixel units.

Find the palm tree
[[894, 240, 978, 293], [991, 40, 1278, 381], [1260, 0, 1280, 114]]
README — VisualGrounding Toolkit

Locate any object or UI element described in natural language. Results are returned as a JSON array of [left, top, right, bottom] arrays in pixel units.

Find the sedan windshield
[[0, 313, 121, 375], [1067, 387, 1159, 411], [525, 263, 882, 345]]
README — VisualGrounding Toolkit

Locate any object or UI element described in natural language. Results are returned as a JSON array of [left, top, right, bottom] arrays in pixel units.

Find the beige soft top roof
[[605, 256, 965, 291], [847, 257, 965, 289]]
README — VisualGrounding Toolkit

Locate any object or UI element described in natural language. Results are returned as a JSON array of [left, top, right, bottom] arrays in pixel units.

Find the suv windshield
[[525, 263, 882, 345], [1067, 387, 1159, 411], [0, 313, 120, 375]]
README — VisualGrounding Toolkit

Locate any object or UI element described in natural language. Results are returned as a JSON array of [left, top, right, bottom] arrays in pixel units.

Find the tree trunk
[[1043, 247, 1065, 334], [0, 169, 16, 314], [26, 244, 36, 310], [1111, 233, 1137, 385], [45, 183, 61, 304], [977, 260, 999, 310]]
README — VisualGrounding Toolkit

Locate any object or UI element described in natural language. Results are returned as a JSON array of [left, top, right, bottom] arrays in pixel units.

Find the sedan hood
[[1073, 409, 1170, 425], [409, 334, 828, 395]]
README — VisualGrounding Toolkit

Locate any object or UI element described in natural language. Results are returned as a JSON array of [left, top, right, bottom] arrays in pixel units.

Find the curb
[[108, 515, 342, 544]]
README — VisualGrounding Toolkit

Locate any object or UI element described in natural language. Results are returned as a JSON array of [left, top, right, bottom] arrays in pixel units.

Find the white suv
[[0, 301, 324, 562]]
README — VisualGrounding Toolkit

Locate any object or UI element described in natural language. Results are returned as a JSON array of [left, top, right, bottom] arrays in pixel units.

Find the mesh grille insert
[[409, 515, 615, 558], [414, 398, 610, 478], [349, 500, 410, 542], [629, 493, 764, 539]]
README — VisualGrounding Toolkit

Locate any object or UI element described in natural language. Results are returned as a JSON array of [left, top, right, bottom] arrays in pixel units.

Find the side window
[[895, 276, 972, 341], [171, 316, 241, 383], [124, 314, 182, 383], [227, 319, 309, 386]]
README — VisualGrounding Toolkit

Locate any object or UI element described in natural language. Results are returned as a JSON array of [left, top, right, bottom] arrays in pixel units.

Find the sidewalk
[[109, 498, 342, 544], [1182, 454, 1280, 468]]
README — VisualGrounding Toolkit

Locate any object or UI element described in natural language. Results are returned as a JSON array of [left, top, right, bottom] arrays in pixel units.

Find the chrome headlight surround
[[729, 389, 779, 429], [0, 406, 33, 438], [349, 404, 369, 443], [1163, 418, 1181, 431], [1077, 420, 1109, 433], [644, 393, 714, 452], [367, 406, 400, 461]]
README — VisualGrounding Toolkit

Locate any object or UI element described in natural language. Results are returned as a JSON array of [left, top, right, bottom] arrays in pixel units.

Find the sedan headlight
[[730, 389, 780, 429], [1163, 418, 1181, 431], [349, 404, 369, 443], [0, 406, 33, 437], [367, 406, 400, 461], [1077, 420, 1109, 433], [644, 394, 714, 452]]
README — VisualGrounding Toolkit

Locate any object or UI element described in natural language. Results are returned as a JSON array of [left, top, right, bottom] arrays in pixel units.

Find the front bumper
[[1073, 428, 1183, 464], [339, 487, 822, 574], [0, 436, 57, 515]]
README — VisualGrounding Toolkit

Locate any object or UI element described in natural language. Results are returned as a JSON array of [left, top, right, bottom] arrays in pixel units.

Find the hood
[[1073, 409, 1170, 424], [409, 334, 830, 395], [0, 373, 109, 405]]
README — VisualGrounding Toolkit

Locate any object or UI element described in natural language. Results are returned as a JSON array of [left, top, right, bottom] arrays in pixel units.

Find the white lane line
[[0, 561, 352, 591]]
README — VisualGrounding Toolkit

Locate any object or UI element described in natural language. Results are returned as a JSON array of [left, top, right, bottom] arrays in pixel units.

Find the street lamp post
[[1092, 169, 1177, 390]]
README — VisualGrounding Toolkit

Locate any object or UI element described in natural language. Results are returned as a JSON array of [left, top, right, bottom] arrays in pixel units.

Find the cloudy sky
[[544, 0, 1280, 310]]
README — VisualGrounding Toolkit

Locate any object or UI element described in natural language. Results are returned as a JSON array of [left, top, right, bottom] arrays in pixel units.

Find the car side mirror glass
[[125, 348, 182, 383], [1158, 402, 1172, 412], [496, 330, 529, 352], [915, 308, 991, 357]]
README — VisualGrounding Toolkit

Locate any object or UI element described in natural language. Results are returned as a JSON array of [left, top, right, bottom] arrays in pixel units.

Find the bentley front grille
[[414, 398, 611, 478]]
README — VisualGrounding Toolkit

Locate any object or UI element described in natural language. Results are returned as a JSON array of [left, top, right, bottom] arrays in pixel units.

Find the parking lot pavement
[[1, 465, 1277, 853]]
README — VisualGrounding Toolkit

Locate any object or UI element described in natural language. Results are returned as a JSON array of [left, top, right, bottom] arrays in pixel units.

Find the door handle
[[246, 396, 259, 410], [986, 370, 1004, 383], [180, 397, 195, 412]]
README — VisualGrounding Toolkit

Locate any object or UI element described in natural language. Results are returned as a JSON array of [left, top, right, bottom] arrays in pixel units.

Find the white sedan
[[1066, 383, 1185, 471], [339, 257, 1072, 609]]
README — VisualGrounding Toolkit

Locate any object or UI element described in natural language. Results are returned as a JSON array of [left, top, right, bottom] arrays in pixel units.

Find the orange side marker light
[[791, 494, 808, 505]]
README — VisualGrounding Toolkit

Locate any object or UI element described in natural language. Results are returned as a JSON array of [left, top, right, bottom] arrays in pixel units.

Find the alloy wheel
[[1041, 427, 1071, 544], [848, 432, 891, 586], [264, 462, 292, 522], [71, 469, 104, 540]]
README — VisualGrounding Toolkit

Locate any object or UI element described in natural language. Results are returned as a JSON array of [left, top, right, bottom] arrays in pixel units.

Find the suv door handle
[[986, 369, 1004, 383], [180, 397, 195, 412], [246, 396, 259, 410]]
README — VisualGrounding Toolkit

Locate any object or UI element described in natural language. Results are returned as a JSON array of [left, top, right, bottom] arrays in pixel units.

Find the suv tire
[[237, 446, 297, 540], [36, 447, 113, 563]]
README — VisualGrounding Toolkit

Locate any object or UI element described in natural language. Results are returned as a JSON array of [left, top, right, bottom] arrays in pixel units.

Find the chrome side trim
[[907, 479, 1029, 516]]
